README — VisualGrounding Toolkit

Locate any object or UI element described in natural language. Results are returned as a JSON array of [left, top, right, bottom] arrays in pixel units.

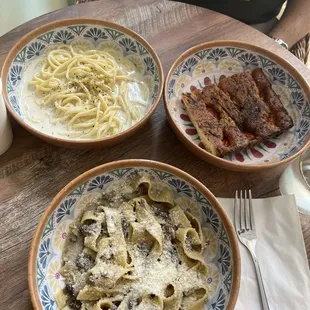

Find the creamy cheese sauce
[[16, 49, 151, 140]]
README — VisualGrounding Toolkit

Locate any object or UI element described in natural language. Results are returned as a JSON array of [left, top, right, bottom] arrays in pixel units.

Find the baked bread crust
[[182, 69, 294, 157]]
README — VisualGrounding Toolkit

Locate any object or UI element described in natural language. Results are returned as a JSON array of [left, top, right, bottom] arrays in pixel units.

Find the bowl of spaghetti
[[1, 19, 164, 147], [28, 159, 240, 310]]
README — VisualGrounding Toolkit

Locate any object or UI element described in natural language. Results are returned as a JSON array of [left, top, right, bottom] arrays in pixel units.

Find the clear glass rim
[[299, 146, 310, 188]]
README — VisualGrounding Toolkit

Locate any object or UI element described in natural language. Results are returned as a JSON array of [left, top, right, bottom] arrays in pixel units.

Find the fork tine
[[234, 191, 240, 234], [244, 190, 249, 231], [240, 190, 245, 232], [249, 189, 256, 230]]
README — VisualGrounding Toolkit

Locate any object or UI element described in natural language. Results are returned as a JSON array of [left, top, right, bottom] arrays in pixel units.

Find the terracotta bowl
[[164, 40, 310, 172], [28, 159, 240, 310], [1, 19, 164, 148]]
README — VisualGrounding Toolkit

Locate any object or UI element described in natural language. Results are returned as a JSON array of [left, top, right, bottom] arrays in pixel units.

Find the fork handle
[[252, 253, 270, 310]]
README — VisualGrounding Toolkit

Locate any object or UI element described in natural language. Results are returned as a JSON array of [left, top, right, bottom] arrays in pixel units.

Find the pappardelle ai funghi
[[56, 174, 211, 310]]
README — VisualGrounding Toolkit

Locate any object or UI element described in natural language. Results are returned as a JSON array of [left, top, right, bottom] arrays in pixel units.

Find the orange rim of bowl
[[28, 159, 241, 310], [164, 40, 310, 172], [1, 18, 164, 145]]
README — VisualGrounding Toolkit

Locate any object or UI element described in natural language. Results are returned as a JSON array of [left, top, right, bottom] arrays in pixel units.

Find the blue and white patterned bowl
[[29, 159, 240, 310], [1, 19, 163, 148], [164, 41, 310, 171]]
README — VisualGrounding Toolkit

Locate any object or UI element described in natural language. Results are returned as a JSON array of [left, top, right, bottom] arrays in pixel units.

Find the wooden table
[[0, 0, 309, 308]]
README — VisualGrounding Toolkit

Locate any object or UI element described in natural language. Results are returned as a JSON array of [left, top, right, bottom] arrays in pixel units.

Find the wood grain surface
[[0, 0, 309, 309]]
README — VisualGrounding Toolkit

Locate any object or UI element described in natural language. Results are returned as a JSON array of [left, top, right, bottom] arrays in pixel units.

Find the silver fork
[[234, 190, 270, 310]]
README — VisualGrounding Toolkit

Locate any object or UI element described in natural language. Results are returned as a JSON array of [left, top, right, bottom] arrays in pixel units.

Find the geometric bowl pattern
[[3, 20, 162, 144], [30, 162, 240, 310], [165, 42, 310, 169]]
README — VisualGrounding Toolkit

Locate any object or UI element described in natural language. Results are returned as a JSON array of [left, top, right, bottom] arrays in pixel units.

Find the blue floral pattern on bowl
[[34, 167, 236, 310], [166, 45, 310, 165], [5, 23, 160, 138]]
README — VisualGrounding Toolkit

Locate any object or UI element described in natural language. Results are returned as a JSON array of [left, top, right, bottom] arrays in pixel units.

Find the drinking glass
[[279, 147, 310, 214], [0, 78, 13, 155]]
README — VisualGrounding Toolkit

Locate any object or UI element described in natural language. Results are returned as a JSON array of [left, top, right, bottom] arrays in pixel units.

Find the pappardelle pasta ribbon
[[56, 174, 211, 310]]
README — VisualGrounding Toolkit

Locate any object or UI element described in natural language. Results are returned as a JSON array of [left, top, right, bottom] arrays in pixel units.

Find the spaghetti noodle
[[28, 42, 150, 138]]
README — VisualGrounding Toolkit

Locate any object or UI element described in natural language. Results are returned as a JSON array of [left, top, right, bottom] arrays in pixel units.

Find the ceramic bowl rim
[[1, 18, 164, 146], [164, 40, 310, 172], [28, 159, 241, 310]]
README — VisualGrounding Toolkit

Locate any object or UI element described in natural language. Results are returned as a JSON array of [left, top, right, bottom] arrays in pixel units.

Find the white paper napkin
[[218, 196, 310, 310]]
